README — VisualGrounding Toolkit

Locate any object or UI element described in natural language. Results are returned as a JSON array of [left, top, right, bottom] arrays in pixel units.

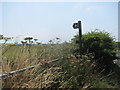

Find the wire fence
[[0, 57, 64, 79]]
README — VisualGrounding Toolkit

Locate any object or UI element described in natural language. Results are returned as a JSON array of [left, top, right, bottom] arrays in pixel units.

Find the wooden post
[[73, 21, 82, 57], [78, 21, 82, 57]]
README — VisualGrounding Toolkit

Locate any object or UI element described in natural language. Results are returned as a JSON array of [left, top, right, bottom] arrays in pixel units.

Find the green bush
[[116, 42, 120, 50], [72, 30, 117, 70]]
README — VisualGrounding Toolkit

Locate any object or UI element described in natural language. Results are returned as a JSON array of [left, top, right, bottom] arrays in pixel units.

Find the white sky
[[0, 1, 119, 43]]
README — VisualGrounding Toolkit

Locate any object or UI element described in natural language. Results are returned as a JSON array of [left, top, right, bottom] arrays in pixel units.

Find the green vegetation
[[116, 42, 120, 50], [1, 30, 120, 89], [72, 30, 118, 71]]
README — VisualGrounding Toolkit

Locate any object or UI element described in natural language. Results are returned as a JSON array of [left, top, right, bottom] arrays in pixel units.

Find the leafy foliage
[[116, 42, 120, 50], [72, 30, 117, 70]]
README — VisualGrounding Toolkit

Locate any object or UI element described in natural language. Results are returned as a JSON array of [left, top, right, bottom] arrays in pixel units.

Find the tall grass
[[2, 44, 119, 88], [2, 44, 72, 88]]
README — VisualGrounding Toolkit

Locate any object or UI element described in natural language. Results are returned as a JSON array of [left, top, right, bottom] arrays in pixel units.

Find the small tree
[[56, 37, 61, 44], [3, 37, 13, 44], [34, 39, 38, 42], [34, 39, 38, 44], [36, 42, 41, 45], [49, 40, 53, 44], [24, 37, 33, 44]]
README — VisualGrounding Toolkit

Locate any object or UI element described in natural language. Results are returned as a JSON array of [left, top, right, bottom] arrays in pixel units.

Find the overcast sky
[[0, 2, 118, 43]]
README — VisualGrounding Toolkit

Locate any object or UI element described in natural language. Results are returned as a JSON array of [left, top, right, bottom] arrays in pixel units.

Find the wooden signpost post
[[73, 21, 82, 57]]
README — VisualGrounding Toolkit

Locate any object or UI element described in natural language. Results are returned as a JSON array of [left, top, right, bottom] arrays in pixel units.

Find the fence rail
[[0, 57, 64, 79]]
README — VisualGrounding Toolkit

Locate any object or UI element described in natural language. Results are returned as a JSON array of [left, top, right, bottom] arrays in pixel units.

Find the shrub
[[116, 42, 120, 50], [71, 29, 117, 70]]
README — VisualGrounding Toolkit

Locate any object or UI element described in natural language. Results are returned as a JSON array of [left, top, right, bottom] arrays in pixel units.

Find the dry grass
[[1, 44, 118, 88], [2, 44, 70, 88]]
